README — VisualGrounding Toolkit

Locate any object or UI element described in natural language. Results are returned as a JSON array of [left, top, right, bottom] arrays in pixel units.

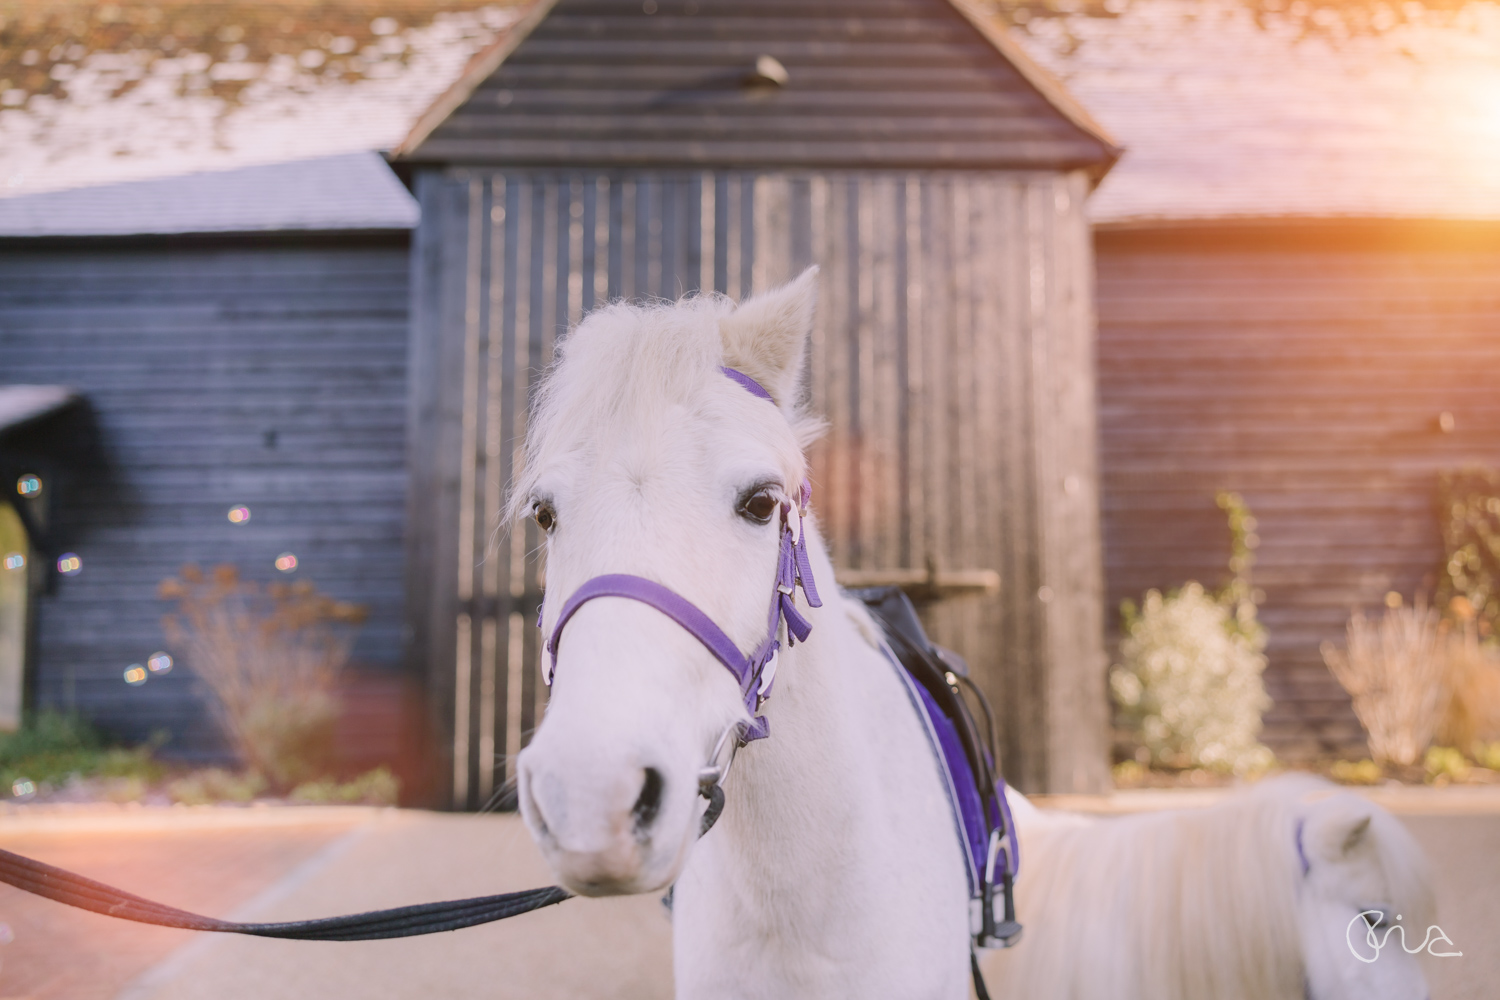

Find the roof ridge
[[392, 0, 560, 160], [944, 0, 1121, 168], [391, 0, 1121, 171]]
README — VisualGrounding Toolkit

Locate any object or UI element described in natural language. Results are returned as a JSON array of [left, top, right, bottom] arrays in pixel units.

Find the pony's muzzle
[[517, 755, 674, 896]]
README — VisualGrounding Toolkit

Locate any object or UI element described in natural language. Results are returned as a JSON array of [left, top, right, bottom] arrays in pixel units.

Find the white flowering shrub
[[1110, 494, 1275, 775], [1112, 584, 1274, 773]]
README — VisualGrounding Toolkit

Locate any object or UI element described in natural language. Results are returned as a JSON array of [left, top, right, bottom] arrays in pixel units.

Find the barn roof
[[0, 385, 77, 436], [0, 2, 524, 200], [394, 0, 1121, 174], [1003, 0, 1500, 225], [0, 152, 417, 237]]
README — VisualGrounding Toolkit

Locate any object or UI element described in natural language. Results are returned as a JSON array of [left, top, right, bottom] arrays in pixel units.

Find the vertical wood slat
[[418, 168, 1108, 802], [452, 176, 485, 808]]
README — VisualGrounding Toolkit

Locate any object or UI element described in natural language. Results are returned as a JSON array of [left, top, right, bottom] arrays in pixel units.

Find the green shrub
[[0, 712, 162, 791], [1110, 493, 1275, 775], [290, 767, 400, 806], [1437, 468, 1500, 638], [167, 768, 267, 805], [1330, 759, 1383, 785], [1424, 745, 1470, 783]]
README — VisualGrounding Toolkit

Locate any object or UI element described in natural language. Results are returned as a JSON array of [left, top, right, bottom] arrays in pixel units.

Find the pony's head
[[510, 269, 821, 896], [1290, 779, 1435, 1000]]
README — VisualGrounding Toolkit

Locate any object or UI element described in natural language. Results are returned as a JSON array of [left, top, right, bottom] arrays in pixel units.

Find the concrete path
[[2, 786, 1495, 999], [0, 807, 372, 1000], [113, 811, 673, 1000]]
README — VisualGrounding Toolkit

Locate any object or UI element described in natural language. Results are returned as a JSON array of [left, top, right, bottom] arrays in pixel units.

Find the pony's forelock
[[503, 291, 818, 527]]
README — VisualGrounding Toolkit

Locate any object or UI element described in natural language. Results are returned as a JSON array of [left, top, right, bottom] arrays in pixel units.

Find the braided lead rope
[[0, 847, 570, 941]]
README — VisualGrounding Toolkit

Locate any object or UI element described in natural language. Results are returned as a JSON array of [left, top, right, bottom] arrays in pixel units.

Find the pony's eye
[[1361, 908, 1391, 929], [533, 502, 556, 533], [739, 489, 778, 525]]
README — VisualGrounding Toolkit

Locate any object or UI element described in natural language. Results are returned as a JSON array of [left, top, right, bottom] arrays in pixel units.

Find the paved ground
[[0, 787, 1495, 999], [0, 808, 373, 1000], [113, 811, 672, 1000]]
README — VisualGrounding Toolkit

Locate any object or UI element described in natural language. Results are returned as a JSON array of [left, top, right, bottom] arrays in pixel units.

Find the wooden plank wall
[[1094, 227, 1500, 759], [410, 166, 1108, 807], [0, 236, 411, 759]]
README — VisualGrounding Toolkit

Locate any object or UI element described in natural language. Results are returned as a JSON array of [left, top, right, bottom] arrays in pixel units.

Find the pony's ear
[[1308, 799, 1375, 861], [1339, 815, 1373, 856], [719, 266, 818, 408]]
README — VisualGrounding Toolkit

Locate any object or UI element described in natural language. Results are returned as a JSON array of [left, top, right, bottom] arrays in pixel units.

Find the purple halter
[[542, 367, 822, 742]]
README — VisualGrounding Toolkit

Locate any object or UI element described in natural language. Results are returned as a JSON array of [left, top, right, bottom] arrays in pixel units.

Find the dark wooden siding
[[407, 0, 1112, 171], [409, 167, 1108, 805], [1095, 225, 1500, 759], [0, 236, 411, 759]]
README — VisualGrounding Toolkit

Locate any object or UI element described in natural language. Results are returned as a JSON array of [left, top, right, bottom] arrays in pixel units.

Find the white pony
[[511, 270, 975, 998], [983, 773, 1436, 1000]]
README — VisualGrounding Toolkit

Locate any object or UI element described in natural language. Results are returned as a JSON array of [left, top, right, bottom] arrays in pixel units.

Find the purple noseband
[[542, 367, 822, 742]]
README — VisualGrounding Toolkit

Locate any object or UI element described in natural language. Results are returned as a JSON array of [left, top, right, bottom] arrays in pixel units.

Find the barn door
[[410, 167, 1107, 808], [411, 170, 759, 810]]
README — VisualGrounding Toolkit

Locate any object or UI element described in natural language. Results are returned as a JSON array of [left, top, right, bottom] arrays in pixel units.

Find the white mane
[[990, 774, 1434, 1000], [505, 292, 823, 525]]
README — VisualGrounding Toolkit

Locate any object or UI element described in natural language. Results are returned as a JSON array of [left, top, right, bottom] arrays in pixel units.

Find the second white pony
[[983, 773, 1436, 1000]]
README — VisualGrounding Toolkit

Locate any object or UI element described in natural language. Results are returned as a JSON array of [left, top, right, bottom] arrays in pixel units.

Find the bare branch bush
[[159, 564, 367, 789], [1436, 619, 1500, 751], [1322, 599, 1447, 766]]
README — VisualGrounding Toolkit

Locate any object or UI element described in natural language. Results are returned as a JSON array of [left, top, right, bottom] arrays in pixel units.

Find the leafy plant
[[289, 767, 400, 806], [1474, 741, 1500, 771], [1110, 493, 1275, 775], [167, 767, 268, 805], [0, 711, 162, 791], [1437, 467, 1500, 639], [1424, 745, 1470, 783], [159, 565, 366, 790], [1330, 759, 1383, 785]]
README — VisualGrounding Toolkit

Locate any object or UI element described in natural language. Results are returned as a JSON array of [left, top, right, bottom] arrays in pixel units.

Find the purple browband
[[718, 365, 775, 402], [543, 367, 821, 741]]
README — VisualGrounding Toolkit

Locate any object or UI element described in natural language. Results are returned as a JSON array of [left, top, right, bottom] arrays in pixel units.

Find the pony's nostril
[[632, 767, 665, 832]]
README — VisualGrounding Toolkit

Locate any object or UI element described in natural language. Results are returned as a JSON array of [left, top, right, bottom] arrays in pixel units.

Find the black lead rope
[[0, 846, 571, 941], [2, 770, 736, 940]]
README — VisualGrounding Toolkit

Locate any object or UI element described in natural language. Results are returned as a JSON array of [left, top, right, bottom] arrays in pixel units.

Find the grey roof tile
[[0, 385, 77, 434], [0, 152, 418, 237]]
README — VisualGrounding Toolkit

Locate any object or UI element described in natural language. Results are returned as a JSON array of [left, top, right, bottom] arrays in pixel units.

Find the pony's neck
[[710, 521, 889, 915], [674, 519, 973, 995]]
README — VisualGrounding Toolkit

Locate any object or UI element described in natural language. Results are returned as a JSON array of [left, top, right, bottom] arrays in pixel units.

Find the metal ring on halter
[[698, 720, 744, 795]]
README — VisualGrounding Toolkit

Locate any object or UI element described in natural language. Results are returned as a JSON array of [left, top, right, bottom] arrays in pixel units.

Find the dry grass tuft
[[1436, 620, 1500, 751], [159, 564, 366, 789], [1322, 599, 1448, 767]]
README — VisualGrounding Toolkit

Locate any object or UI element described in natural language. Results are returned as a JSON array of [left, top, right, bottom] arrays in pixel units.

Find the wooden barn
[[16, 0, 1497, 790], [0, 153, 420, 762], [394, 0, 1122, 804], [0, 0, 1121, 798], [1008, 0, 1500, 757]]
